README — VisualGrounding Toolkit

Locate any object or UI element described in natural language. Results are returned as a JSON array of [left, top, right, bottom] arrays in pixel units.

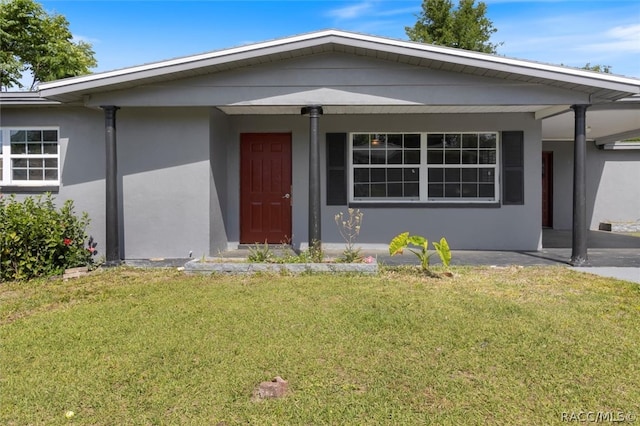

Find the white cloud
[[497, 15, 640, 76], [325, 0, 417, 20], [377, 6, 419, 17], [581, 23, 640, 53], [326, 1, 375, 20]]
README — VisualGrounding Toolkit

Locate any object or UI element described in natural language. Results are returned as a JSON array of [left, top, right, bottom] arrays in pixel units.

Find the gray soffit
[[37, 30, 640, 104], [218, 105, 553, 115]]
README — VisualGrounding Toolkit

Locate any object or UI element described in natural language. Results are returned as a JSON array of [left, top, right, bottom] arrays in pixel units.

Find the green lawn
[[1, 267, 639, 425]]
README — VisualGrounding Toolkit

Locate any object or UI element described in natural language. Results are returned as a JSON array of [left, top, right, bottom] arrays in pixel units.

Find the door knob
[[282, 193, 291, 199]]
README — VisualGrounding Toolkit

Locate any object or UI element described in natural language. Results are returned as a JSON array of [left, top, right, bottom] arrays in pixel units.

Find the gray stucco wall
[[543, 140, 640, 230], [3, 104, 544, 255], [117, 107, 210, 258], [209, 108, 231, 254], [0, 106, 107, 253], [1, 106, 213, 259], [221, 112, 542, 250]]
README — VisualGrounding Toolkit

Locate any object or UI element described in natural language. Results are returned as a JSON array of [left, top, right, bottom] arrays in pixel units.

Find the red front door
[[240, 133, 292, 244]]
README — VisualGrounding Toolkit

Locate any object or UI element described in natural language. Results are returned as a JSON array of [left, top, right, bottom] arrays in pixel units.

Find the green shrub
[[0, 193, 96, 281]]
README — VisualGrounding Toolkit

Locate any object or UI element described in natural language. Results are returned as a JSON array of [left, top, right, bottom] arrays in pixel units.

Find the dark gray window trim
[[349, 202, 500, 209], [0, 185, 59, 194]]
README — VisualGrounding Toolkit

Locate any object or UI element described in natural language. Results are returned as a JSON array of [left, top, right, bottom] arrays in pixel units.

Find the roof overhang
[[37, 30, 640, 105], [0, 91, 62, 107], [600, 142, 640, 150]]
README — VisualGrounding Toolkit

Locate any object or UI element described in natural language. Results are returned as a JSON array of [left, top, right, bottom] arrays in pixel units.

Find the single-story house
[[1, 30, 639, 266]]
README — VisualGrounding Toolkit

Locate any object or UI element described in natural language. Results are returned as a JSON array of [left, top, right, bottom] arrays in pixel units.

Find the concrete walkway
[[569, 267, 640, 284], [368, 248, 640, 283]]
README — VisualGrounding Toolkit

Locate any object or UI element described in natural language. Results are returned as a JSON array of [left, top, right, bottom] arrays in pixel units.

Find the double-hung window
[[426, 133, 498, 201], [349, 132, 499, 203], [352, 133, 421, 199], [0, 128, 60, 186]]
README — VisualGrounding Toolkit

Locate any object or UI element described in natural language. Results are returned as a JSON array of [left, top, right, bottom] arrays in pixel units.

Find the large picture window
[[350, 132, 499, 203], [0, 128, 60, 186]]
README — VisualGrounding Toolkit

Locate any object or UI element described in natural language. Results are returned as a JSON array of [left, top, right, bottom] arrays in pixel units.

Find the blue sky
[[40, 0, 640, 78]]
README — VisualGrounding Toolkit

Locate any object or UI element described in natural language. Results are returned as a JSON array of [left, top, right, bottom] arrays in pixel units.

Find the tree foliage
[[405, 0, 500, 53], [0, 0, 97, 90], [581, 63, 612, 74]]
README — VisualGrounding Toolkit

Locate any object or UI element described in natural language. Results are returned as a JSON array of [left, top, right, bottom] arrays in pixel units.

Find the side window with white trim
[[0, 128, 60, 186]]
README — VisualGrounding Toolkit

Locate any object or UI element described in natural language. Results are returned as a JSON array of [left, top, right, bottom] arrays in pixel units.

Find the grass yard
[[1, 267, 639, 425]]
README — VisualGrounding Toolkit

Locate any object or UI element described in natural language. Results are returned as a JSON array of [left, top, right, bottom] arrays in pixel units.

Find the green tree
[[0, 0, 96, 90], [405, 0, 500, 53], [581, 63, 612, 74]]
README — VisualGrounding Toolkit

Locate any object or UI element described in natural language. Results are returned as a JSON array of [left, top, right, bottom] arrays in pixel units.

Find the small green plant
[[246, 240, 326, 264], [246, 237, 327, 264], [0, 193, 97, 281], [275, 244, 313, 264], [308, 239, 324, 263], [334, 208, 364, 263], [274, 236, 299, 262], [389, 232, 451, 272], [247, 241, 274, 263]]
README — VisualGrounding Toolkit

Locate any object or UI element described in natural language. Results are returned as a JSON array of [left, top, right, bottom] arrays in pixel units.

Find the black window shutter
[[326, 133, 348, 206], [502, 131, 524, 205]]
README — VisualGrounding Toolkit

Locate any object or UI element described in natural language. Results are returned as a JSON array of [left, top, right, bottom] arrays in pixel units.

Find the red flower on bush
[[87, 236, 98, 256], [63, 238, 72, 246]]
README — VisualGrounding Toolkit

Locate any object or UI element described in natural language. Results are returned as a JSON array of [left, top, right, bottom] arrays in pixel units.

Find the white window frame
[[348, 131, 500, 204], [0, 127, 61, 187]]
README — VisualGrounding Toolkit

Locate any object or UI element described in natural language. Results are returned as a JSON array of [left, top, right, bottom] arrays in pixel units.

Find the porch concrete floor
[[542, 229, 640, 249], [124, 230, 640, 282]]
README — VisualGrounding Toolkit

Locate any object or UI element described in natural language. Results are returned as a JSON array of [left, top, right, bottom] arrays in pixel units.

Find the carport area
[[542, 229, 640, 249]]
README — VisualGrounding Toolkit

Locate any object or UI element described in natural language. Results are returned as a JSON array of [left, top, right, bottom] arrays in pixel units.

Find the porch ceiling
[[542, 96, 640, 143], [218, 104, 552, 115]]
